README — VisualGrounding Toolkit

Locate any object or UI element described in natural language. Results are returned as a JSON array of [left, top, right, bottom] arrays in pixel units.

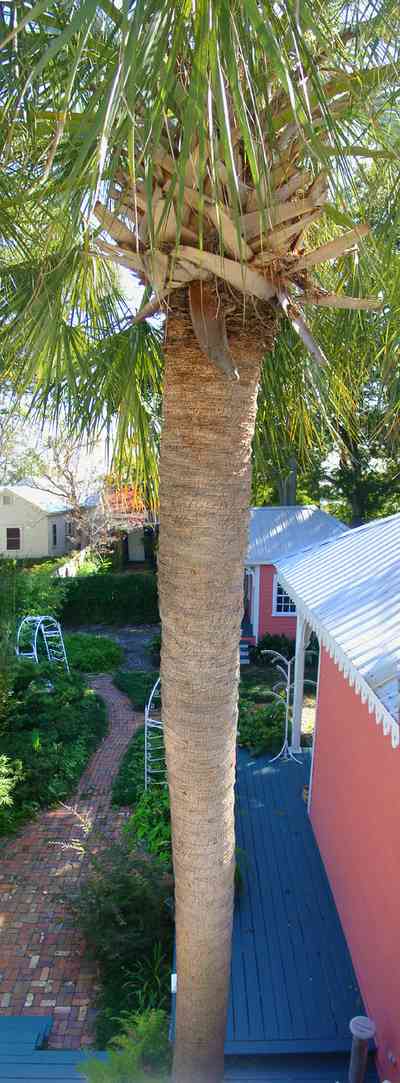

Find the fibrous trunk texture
[[158, 292, 276, 1083]]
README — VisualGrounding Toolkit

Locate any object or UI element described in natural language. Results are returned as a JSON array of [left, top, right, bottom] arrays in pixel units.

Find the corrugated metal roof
[[246, 505, 348, 564], [0, 483, 71, 514], [277, 512, 400, 738]]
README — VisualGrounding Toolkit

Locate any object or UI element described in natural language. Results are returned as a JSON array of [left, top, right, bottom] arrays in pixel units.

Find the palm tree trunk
[[158, 294, 276, 1083]]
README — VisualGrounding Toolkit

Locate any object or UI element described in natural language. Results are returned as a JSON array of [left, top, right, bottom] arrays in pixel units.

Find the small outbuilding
[[278, 511, 400, 1082], [242, 505, 348, 645]]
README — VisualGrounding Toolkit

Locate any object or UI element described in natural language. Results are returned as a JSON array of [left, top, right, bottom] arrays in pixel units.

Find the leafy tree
[[1, 4, 400, 1080], [319, 379, 400, 524], [252, 163, 400, 517], [0, 391, 46, 484]]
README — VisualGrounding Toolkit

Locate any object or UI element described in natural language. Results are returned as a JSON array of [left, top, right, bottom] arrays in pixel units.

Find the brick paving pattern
[[0, 677, 142, 1049]]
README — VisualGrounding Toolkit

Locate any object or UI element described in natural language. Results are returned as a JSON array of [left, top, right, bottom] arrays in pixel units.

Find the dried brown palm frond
[[92, 103, 381, 375]]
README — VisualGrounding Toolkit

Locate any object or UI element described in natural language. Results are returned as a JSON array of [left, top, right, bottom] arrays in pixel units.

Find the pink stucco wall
[[310, 649, 400, 1081], [258, 563, 297, 640]]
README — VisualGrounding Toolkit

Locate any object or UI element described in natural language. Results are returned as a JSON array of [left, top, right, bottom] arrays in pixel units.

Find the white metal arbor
[[16, 615, 70, 672], [144, 676, 166, 789]]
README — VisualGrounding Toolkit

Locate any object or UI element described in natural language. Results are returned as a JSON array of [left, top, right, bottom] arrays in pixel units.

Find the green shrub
[[69, 843, 173, 1046], [60, 573, 159, 626], [64, 633, 123, 673], [149, 632, 161, 664], [239, 672, 277, 704], [0, 755, 24, 807], [112, 727, 145, 807], [15, 561, 68, 620], [250, 632, 295, 665], [79, 1009, 170, 1083], [0, 559, 16, 733], [0, 662, 107, 835], [237, 697, 285, 755], [124, 787, 172, 867], [113, 670, 159, 710], [75, 554, 113, 577]]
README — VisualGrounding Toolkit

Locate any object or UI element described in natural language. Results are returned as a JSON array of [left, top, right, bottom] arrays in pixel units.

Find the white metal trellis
[[259, 649, 317, 764], [144, 676, 166, 790], [16, 615, 70, 672]]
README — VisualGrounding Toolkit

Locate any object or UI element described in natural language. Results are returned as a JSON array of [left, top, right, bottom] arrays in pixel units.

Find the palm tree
[[1, 4, 399, 1080]]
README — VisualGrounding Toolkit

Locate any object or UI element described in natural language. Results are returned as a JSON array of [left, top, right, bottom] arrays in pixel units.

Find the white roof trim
[[278, 569, 400, 751]]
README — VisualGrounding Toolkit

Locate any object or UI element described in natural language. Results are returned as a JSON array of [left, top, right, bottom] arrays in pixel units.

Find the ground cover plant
[[237, 697, 286, 756], [239, 666, 282, 703], [69, 844, 173, 1047], [80, 1008, 171, 1083], [124, 788, 172, 868], [111, 727, 145, 807], [61, 573, 159, 627], [0, 660, 107, 835], [113, 670, 159, 710], [64, 633, 123, 674]]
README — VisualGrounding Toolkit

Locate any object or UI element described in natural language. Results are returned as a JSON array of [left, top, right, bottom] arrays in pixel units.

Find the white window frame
[[272, 574, 296, 617]]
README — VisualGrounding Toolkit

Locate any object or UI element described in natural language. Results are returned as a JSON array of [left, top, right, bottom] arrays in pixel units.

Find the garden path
[[0, 678, 141, 1050]]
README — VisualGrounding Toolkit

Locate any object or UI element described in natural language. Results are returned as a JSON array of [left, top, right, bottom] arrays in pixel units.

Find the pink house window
[[273, 577, 296, 615]]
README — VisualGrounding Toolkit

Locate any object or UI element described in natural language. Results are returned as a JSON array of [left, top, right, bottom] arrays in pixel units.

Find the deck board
[[226, 750, 363, 1055]]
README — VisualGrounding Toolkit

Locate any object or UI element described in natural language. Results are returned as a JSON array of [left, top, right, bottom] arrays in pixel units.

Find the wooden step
[[0, 1018, 107, 1081], [240, 641, 250, 665], [0, 1017, 52, 1051], [0, 1051, 108, 1081]]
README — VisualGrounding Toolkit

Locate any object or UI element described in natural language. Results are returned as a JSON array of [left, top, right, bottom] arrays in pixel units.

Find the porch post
[[290, 614, 311, 752], [252, 566, 260, 643]]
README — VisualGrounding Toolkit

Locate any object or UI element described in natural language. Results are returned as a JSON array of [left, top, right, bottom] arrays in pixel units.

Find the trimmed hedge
[[60, 572, 159, 626]]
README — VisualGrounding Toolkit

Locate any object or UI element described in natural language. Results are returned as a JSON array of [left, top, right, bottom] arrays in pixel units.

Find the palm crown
[[1, 0, 398, 378]]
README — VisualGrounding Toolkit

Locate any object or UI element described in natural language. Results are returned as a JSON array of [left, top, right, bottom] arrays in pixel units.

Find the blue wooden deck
[[0, 1018, 108, 1081], [226, 749, 363, 1056]]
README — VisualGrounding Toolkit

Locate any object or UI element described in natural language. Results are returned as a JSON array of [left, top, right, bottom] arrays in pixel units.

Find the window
[[52, 523, 57, 546], [1, 494, 13, 506], [66, 520, 73, 537], [273, 578, 296, 615], [6, 528, 21, 551]]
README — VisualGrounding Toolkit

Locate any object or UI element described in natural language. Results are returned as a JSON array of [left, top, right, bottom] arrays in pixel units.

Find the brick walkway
[[0, 677, 141, 1049]]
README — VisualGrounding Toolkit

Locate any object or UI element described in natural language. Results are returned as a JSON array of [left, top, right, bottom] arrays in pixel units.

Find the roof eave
[[278, 568, 400, 751]]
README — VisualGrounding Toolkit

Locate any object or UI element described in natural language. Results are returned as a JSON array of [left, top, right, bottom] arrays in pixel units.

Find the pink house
[[277, 512, 400, 1082], [242, 505, 347, 649]]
